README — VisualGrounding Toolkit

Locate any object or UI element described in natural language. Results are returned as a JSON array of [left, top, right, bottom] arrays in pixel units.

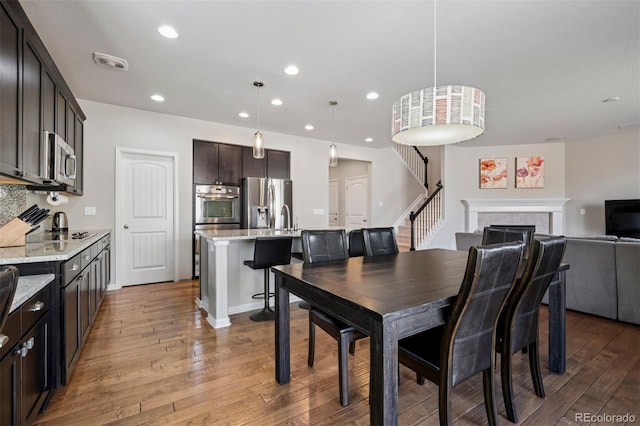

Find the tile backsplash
[[0, 184, 27, 227]]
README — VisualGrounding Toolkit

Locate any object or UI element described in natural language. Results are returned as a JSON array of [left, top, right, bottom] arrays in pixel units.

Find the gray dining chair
[[496, 236, 566, 423], [362, 227, 399, 256], [301, 229, 367, 407], [398, 241, 524, 426]]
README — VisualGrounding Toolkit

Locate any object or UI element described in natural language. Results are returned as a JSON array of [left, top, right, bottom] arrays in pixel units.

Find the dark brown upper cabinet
[[266, 149, 290, 179], [0, 0, 85, 191], [193, 140, 242, 185], [0, 2, 21, 178], [241, 146, 266, 178]]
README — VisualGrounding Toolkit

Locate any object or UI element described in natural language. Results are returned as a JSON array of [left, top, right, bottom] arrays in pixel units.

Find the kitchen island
[[195, 228, 302, 328]]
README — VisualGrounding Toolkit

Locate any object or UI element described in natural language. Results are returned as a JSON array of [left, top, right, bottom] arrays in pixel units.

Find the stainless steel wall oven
[[195, 184, 241, 224]]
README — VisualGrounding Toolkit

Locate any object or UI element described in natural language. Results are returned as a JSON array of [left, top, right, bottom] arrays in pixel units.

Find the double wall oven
[[193, 184, 240, 277]]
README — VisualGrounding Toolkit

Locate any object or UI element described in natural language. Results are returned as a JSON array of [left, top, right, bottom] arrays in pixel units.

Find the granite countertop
[[9, 274, 55, 314], [0, 229, 110, 265], [195, 228, 302, 241]]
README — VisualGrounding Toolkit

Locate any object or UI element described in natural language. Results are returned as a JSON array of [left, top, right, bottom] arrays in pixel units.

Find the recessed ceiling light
[[271, 99, 283, 106], [366, 92, 379, 100], [238, 112, 249, 118], [284, 65, 299, 75], [602, 97, 620, 103], [158, 25, 179, 39], [304, 124, 314, 130], [150, 94, 165, 102], [365, 137, 373, 142]]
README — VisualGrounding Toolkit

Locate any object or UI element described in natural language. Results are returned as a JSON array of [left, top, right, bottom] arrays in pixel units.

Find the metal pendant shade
[[391, 0, 485, 146]]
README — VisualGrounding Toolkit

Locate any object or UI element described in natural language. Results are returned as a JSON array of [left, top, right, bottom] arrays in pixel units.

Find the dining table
[[272, 248, 568, 426]]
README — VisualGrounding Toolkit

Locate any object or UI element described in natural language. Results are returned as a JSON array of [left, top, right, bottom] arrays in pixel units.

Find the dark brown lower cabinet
[[64, 276, 80, 371], [0, 289, 50, 426], [62, 234, 111, 384]]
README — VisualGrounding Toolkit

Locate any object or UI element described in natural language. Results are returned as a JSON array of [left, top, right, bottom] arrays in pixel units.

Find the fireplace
[[462, 199, 569, 235]]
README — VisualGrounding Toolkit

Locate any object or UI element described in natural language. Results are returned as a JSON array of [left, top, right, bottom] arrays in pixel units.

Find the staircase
[[393, 144, 444, 251]]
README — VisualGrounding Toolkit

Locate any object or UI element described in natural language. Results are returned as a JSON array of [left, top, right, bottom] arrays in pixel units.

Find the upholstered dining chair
[[484, 225, 535, 259], [0, 266, 19, 345], [495, 236, 566, 423], [398, 241, 524, 426], [301, 229, 367, 407], [348, 229, 365, 257], [362, 227, 399, 256]]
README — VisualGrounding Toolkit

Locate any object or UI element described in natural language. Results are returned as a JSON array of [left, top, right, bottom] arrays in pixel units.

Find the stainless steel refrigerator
[[242, 177, 293, 229]]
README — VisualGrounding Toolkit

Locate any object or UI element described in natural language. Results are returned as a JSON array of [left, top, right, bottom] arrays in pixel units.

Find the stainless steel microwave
[[41, 131, 76, 186]]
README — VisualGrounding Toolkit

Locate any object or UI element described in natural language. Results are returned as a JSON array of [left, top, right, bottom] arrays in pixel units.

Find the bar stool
[[244, 237, 293, 322]]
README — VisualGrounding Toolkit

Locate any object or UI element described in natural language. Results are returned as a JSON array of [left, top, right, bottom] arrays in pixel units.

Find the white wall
[[429, 142, 566, 249], [30, 100, 422, 282], [564, 131, 640, 236]]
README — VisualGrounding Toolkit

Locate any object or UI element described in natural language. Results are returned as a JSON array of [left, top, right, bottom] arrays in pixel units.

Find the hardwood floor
[[34, 280, 639, 425]]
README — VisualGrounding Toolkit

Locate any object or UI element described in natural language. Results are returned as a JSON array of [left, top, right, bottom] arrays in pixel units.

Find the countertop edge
[[9, 273, 56, 313], [195, 229, 301, 241], [0, 229, 111, 265]]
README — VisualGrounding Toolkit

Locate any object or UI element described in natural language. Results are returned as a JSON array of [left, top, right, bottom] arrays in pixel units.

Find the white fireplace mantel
[[462, 198, 570, 234]]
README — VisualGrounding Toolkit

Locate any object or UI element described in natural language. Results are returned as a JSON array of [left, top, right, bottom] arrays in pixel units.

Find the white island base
[[195, 229, 302, 328]]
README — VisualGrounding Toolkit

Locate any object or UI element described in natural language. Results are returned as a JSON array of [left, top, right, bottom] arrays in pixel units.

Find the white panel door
[[328, 179, 339, 227], [345, 175, 369, 230], [117, 150, 175, 286]]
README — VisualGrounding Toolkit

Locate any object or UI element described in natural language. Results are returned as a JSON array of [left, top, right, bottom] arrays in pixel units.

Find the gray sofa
[[454, 232, 640, 325]]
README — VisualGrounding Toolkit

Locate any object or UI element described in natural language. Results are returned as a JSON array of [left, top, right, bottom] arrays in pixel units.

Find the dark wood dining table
[[273, 249, 568, 426]]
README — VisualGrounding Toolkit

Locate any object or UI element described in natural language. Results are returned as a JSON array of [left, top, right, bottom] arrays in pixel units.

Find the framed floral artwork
[[516, 156, 544, 188], [479, 158, 507, 189]]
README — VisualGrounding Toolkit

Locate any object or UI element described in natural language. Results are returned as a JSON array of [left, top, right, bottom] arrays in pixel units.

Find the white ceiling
[[19, 0, 640, 149]]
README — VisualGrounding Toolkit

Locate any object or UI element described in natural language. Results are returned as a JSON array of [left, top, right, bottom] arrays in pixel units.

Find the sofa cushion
[[615, 241, 640, 325], [562, 238, 618, 320]]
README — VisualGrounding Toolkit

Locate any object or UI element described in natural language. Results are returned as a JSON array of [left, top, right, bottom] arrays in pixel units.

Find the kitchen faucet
[[281, 204, 291, 231]]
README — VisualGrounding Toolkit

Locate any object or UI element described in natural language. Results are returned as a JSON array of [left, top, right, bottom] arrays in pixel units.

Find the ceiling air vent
[[93, 52, 129, 71]]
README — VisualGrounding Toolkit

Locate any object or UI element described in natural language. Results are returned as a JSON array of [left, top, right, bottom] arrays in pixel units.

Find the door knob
[[124, 224, 129, 229]]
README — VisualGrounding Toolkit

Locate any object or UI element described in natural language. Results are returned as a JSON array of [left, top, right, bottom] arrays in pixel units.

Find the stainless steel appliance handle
[[269, 184, 275, 228], [197, 194, 239, 199], [64, 154, 77, 179]]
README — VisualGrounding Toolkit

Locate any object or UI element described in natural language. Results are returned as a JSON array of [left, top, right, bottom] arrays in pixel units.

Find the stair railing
[[409, 180, 443, 251], [393, 144, 429, 190]]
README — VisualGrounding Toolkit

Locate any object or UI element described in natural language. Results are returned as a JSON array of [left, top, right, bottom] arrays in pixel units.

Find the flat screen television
[[605, 199, 640, 238]]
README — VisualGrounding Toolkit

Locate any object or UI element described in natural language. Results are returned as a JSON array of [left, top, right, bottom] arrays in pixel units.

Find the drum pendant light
[[329, 101, 338, 167], [391, 0, 485, 146], [253, 81, 265, 159]]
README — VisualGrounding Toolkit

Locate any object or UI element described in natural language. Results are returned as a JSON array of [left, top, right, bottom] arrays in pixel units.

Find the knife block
[[0, 218, 31, 247]]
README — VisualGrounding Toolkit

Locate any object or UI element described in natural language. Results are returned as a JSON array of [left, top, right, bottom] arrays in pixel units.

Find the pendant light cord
[[256, 85, 261, 131], [433, 0, 437, 89]]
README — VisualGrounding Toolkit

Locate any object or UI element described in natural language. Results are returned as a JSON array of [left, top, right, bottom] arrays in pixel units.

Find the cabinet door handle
[[24, 337, 35, 351], [28, 301, 45, 312], [71, 263, 80, 271], [0, 334, 8, 349]]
